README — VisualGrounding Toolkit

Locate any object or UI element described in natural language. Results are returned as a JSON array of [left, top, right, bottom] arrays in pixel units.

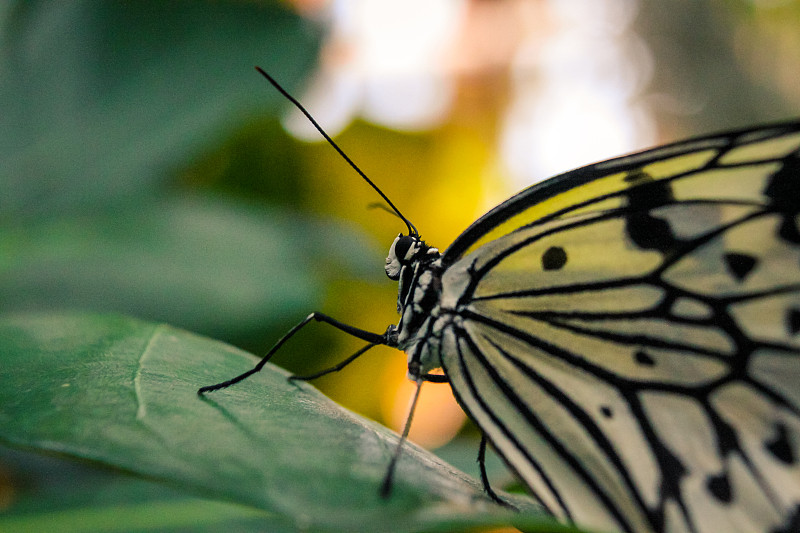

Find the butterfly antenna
[[380, 377, 424, 498], [256, 66, 418, 237]]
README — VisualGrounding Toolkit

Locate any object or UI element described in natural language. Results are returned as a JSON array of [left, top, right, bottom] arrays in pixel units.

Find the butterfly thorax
[[384, 233, 446, 379]]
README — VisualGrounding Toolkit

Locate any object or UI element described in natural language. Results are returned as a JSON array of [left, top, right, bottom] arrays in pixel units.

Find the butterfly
[[200, 66, 800, 533]]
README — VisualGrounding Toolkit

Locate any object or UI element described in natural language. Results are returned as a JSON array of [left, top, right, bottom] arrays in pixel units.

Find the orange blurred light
[[381, 351, 467, 449]]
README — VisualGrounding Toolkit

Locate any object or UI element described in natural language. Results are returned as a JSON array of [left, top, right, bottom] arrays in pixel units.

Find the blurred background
[[1, 0, 799, 528]]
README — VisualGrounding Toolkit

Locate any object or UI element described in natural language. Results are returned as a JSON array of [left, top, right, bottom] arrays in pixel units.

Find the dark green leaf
[[0, 445, 280, 532], [0, 312, 571, 532]]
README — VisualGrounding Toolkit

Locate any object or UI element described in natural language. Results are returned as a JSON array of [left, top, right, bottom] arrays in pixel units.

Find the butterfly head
[[385, 234, 423, 280]]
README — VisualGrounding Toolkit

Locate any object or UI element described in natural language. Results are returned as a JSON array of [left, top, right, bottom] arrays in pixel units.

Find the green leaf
[[0, 312, 573, 532], [0, 498, 274, 533], [1, 1, 320, 218], [0, 446, 280, 533]]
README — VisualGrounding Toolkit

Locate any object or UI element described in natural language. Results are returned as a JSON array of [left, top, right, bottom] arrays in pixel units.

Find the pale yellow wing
[[438, 122, 800, 533]]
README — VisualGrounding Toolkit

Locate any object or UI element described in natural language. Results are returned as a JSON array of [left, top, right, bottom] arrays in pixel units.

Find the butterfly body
[[386, 122, 800, 533]]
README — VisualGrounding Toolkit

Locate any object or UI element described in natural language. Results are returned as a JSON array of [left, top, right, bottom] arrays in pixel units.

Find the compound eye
[[385, 234, 404, 280], [393, 235, 416, 264]]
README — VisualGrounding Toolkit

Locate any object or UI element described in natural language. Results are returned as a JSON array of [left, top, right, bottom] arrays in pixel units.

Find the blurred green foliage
[[1, 1, 318, 218], [637, 0, 800, 132], [0, 0, 338, 338]]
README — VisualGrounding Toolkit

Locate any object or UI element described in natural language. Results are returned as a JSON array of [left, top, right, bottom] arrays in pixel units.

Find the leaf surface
[[0, 312, 566, 532]]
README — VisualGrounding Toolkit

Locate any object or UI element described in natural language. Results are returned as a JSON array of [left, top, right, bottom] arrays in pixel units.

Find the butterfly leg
[[198, 312, 387, 394], [479, 433, 516, 509], [288, 342, 377, 381]]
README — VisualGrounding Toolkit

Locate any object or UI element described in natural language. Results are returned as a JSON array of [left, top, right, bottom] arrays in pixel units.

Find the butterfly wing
[[436, 122, 800, 533]]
